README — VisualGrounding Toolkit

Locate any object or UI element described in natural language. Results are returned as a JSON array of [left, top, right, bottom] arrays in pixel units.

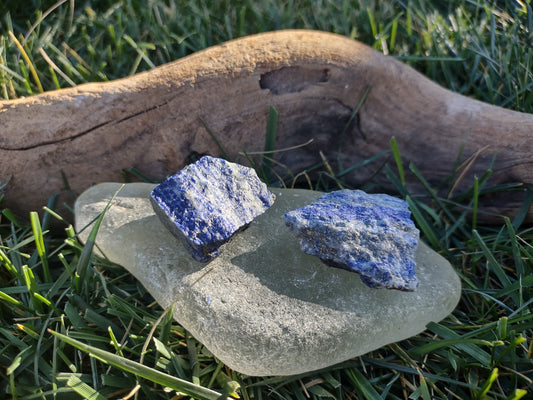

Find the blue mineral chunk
[[150, 156, 275, 262], [285, 190, 419, 291]]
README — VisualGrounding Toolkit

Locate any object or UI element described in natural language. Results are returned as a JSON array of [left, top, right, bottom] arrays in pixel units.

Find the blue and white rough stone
[[285, 190, 419, 291], [150, 156, 275, 262]]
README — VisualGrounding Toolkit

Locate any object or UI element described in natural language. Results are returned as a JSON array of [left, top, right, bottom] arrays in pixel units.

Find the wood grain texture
[[1, 30, 532, 222]]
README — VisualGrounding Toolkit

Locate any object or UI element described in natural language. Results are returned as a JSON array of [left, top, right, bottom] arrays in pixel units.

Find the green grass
[[1, 0, 533, 399]]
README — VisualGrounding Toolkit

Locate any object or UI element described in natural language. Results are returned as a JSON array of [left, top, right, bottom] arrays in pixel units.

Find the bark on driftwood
[[1, 30, 532, 223]]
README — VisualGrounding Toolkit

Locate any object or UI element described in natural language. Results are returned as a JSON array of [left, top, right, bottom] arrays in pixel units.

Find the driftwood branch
[[1, 30, 532, 222]]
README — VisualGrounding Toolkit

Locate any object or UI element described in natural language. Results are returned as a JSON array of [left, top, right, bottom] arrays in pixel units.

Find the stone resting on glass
[[75, 156, 461, 376], [150, 156, 275, 262], [285, 190, 420, 291]]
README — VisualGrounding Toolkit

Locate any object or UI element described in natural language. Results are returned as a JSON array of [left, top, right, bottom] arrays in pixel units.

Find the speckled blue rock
[[285, 190, 419, 291], [150, 156, 275, 262]]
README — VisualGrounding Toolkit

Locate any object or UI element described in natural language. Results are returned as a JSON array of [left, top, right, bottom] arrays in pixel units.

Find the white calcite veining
[[75, 183, 461, 376]]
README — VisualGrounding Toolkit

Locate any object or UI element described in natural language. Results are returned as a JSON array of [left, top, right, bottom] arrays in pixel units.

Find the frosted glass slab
[[75, 183, 461, 376]]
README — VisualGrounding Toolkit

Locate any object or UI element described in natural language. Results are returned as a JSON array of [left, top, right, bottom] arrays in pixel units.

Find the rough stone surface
[[75, 182, 462, 376], [285, 190, 419, 291], [150, 156, 275, 262]]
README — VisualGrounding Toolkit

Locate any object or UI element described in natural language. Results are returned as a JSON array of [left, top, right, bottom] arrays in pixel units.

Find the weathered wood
[[1, 30, 532, 222]]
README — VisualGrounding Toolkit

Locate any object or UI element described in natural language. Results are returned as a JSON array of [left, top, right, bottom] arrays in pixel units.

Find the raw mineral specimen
[[150, 156, 275, 262], [285, 190, 419, 291]]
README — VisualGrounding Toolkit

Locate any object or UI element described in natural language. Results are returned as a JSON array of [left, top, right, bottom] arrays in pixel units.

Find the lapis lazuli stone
[[150, 156, 275, 262], [285, 190, 419, 291]]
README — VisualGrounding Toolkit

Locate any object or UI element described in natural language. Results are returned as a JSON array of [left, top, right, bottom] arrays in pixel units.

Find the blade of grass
[[336, 149, 390, 179], [475, 367, 498, 400], [0, 63, 26, 84], [7, 30, 43, 93], [22, 265, 44, 314], [74, 185, 124, 294], [320, 151, 343, 190], [38, 46, 77, 87], [503, 217, 526, 279], [390, 136, 405, 186], [345, 368, 381, 400], [62, 373, 107, 400], [511, 188, 533, 230], [0, 290, 24, 307], [123, 34, 156, 71], [426, 322, 492, 367], [30, 212, 51, 283], [215, 371, 241, 399], [21, 0, 70, 45], [493, 335, 526, 366], [33, 292, 61, 314], [240, 139, 314, 156], [506, 389, 528, 400], [410, 338, 503, 357], [0, 247, 23, 282], [472, 175, 479, 231], [41, 194, 60, 231], [472, 229, 512, 288], [405, 195, 440, 249], [260, 106, 278, 182], [49, 330, 229, 400], [385, 165, 408, 198], [337, 86, 371, 171], [187, 333, 201, 386], [121, 166, 159, 183], [198, 117, 229, 160], [362, 356, 480, 390], [408, 161, 471, 240]]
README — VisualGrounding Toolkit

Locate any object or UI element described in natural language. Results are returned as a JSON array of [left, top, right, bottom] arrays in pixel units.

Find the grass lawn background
[[1, 0, 532, 399]]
